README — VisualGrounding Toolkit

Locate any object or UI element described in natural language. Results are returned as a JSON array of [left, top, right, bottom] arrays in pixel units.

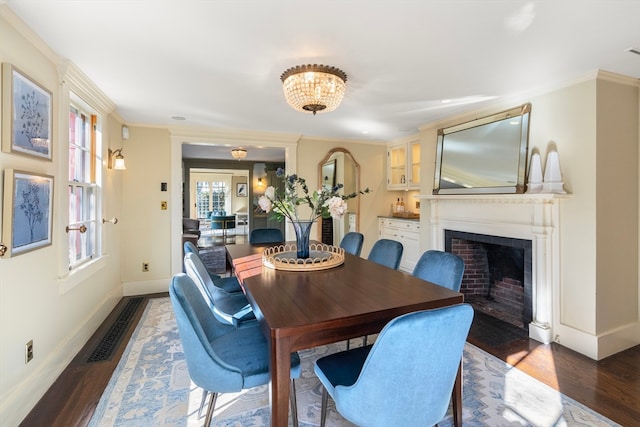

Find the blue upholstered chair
[[314, 304, 474, 427], [183, 252, 255, 327], [170, 273, 301, 427], [351, 238, 404, 348], [183, 241, 220, 280], [367, 239, 403, 270], [183, 241, 199, 255], [183, 241, 239, 290], [339, 232, 364, 257], [249, 227, 284, 244], [412, 250, 465, 292]]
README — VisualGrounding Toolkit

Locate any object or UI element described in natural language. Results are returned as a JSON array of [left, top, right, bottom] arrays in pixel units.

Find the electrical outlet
[[415, 201, 420, 209], [142, 262, 149, 272], [25, 340, 33, 363]]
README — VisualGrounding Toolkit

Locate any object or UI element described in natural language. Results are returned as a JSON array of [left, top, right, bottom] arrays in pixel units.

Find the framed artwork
[[2, 170, 54, 257], [1, 63, 53, 160], [237, 183, 248, 197], [322, 159, 336, 190]]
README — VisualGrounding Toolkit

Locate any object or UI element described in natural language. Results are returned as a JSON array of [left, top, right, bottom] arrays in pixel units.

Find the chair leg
[[363, 335, 368, 346], [346, 338, 350, 350], [290, 380, 299, 427], [203, 392, 218, 427], [198, 389, 208, 417], [320, 388, 328, 427]]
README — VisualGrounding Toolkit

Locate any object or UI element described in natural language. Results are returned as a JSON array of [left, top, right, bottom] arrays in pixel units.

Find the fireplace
[[445, 230, 532, 330], [423, 193, 564, 344]]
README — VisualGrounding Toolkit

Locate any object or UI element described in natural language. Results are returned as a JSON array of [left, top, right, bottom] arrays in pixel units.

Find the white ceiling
[[4, 0, 640, 161]]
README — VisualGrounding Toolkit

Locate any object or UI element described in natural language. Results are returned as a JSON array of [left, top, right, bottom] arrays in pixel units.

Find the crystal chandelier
[[280, 64, 347, 115], [231, 148, 247, 159]]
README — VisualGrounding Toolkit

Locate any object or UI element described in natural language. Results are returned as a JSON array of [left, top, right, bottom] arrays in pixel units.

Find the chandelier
[[280, 64, 347, 115], [231, 148, 247, 159]]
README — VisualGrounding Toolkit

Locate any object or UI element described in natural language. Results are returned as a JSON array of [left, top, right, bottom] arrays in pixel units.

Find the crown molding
[[596, 69, 640, 87], [58, 60, 115, 114]]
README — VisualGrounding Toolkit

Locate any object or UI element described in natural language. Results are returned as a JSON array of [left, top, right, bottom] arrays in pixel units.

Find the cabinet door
[[379, 222, 397, 240], [398, 231, 419, 272], [387, 144, 407, 189], [408, 140, 421, 189]]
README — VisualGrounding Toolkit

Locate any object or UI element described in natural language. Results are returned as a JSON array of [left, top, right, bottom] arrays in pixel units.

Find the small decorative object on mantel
[[542, 150, 566, 194], [258, 168, 370, 259], [526, 152, 543, 194]]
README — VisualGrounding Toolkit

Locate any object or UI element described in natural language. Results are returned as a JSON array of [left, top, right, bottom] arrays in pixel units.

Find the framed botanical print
[[2, 170, 54, 257], [2, 63, 53, 160]]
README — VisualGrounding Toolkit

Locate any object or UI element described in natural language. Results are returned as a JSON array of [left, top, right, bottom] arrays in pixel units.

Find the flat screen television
[[433, 103, 531, 194]]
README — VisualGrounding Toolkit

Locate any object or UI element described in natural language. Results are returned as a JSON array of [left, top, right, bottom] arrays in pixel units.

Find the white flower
[[324, 196, 348, 219], [264, 186, 275, 200]]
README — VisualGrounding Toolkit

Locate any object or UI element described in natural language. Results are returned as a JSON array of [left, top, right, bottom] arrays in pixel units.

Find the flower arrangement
[[258, 168, 370, 223]]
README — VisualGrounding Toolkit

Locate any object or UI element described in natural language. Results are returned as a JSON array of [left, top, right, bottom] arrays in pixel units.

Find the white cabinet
[[387, 140, 420, 190], [378, 217, 420, 273]]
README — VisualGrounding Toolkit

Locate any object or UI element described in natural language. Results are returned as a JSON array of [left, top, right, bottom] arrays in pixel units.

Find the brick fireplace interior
[[445, 230, 533, 330]]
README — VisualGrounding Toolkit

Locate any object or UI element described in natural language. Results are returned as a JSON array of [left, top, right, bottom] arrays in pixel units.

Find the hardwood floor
[[19, 294, 640, 427]]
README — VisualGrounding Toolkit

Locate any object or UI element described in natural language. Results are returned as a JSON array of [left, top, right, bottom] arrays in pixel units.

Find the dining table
[[226, 242, 465, 427]]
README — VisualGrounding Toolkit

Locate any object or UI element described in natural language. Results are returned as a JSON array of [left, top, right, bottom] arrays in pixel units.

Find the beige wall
[[416, 74, 639, 359], [120, 127, 173, 295], [1, 9, 123, 425], [2, 4, 639, 425], [297, 138, 391, 257], [595, 78, 639, 334]]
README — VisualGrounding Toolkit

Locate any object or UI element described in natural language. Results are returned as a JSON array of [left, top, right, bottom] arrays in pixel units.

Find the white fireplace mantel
[[418, 193, 570, 344]]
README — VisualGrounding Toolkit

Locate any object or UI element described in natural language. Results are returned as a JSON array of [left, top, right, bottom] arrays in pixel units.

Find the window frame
[[67, 103, 99, 270]]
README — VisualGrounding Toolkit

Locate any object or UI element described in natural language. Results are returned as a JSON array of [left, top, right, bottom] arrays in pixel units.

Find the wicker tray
[[263, 243, 345, 271]]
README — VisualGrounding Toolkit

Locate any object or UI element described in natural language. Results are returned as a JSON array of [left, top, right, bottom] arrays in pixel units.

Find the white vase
[[526, 152, 543, 193], [542, 151, 566, 194]]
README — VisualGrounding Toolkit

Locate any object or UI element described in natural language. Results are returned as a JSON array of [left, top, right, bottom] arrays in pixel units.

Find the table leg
[[269, 337, 292, 427], [452, 361, 462, 427]]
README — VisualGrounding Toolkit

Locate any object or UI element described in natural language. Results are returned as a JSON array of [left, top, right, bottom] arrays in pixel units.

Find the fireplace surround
[[422, 193, 568, 344]]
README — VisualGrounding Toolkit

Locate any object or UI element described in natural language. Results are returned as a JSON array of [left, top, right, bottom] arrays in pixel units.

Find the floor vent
[[86, 297, 144, 363]]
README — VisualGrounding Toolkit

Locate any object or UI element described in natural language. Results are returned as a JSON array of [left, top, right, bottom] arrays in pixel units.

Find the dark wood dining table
[[226, 242, 465, 427]]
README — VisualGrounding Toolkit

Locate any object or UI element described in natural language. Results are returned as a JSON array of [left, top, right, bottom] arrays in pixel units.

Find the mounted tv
[[433, 103, 531, 194]]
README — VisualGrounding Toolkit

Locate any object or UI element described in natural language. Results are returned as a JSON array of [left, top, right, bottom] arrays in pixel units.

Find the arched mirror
[[317, 148, 360, 245]]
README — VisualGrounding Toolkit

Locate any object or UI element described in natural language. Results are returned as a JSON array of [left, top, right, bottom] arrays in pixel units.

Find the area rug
[[197, 246, 227, 275], [88, 298, 620, 427]]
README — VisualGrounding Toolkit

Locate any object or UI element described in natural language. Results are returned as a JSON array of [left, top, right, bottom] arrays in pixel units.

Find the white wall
[[0, 9, 124, 425], [416, 73, 640, 359]]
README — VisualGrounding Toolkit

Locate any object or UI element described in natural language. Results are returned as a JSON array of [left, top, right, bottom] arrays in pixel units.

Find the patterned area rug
[[88, 298, 619, 427]]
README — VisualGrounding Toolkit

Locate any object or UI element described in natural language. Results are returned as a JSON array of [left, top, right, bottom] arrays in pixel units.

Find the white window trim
[[57, 61, 114, 293]]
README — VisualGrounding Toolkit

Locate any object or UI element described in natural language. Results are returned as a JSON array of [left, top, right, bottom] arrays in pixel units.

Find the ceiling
[[4, 1, 640, 162]]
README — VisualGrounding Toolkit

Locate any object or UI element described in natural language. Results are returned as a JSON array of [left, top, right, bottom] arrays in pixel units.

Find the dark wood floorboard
[[19, 294, 640, 427]]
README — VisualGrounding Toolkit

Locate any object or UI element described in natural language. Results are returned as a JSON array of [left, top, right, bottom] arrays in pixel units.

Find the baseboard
[[596, 320, 640, 359], [123, 278, 171, 296], [1, 287, 121, 426], [553, 319, 640, 360]]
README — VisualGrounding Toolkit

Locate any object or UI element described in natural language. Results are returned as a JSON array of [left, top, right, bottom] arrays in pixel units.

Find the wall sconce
[[257, 177, 263, 186], [108, 148, 126, 170]]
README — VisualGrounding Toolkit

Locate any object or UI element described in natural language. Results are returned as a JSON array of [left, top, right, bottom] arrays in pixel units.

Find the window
[[68, 105, 98, 269], [193, 176, 230, 217]]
